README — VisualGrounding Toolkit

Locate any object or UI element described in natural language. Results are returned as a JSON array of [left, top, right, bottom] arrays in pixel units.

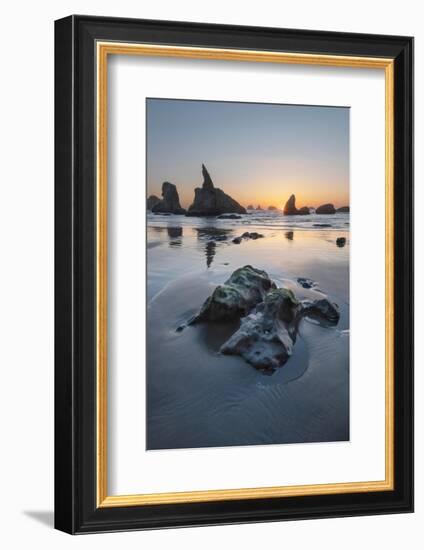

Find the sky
[[146, 98, 349, 209]]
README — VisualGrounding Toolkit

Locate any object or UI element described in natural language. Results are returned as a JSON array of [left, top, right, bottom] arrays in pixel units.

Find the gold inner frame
[[96, 42, 395, 508]]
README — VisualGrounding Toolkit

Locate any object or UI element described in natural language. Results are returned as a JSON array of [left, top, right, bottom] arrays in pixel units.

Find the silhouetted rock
[[316, 203, 336, 214], [187, 164, 246, 216], [218, 214, 242, 219], [285, 231, 294, 241], [283, 194, 298, 215], [147, 195, 161, 210], [297, 206, 310, 215], [247, 204, 254, 210], [152, 182, 186, 214], [268, 205, 278, 211], [283, 194, 310, 215], [336, 237, 346, 247], [337, 206, 350, 213], [256, 205, 262, 210]]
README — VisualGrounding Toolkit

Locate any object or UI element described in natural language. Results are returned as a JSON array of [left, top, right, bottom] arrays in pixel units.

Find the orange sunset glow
[[147, 99, 349, 209]]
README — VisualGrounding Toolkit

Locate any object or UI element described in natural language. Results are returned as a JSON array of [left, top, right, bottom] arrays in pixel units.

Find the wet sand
[[146, 216, 349, 450]]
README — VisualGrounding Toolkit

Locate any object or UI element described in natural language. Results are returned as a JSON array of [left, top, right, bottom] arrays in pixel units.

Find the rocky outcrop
[[187, 164, 246, 216], [283, 194, 310, 215], [152, 182, 186, 214], [147, 195, 161, 210], [268, 205, 278, 211], [221, 288, 301, 370], [189, 265, 340, 372], [232, 232, 264, 244], [217, 214, 242, 220], [247, 204, 254, 210], [190, 266, 276, 323], [316, 203, 336, 214], [337, 206, 350, 213], [220, 285, 339, 372], [297, 277, 316, 289], [297, 206, 310, 215]]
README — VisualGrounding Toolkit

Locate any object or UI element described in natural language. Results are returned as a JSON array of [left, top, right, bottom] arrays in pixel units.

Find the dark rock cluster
[[151, 182, 186, 215], [283, 194, 310, 215], [187, 164, 247, 216], [188, 265, 340, 372]]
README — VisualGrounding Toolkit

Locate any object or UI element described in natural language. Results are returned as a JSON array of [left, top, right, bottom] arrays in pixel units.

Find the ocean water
[[146, 211, 349, 450]]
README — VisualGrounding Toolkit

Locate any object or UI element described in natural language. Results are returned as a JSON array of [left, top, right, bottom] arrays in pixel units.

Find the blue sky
[[146, 98, 349, 209]]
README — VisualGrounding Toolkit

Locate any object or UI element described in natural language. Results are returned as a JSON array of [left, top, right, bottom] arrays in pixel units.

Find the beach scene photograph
[[146, 98, 350, 451]]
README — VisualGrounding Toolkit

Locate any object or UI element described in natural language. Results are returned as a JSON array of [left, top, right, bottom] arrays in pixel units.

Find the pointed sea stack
[[187, 164, 247, 216], [283, 194, 310, 215], [152, 181, 186, 214]]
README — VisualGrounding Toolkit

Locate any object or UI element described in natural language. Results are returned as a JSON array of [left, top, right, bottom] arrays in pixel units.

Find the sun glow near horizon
[[147, 98, 349, 210]]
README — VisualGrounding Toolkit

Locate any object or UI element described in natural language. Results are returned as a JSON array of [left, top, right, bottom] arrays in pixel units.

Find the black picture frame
[[55, 14, 413, 534]]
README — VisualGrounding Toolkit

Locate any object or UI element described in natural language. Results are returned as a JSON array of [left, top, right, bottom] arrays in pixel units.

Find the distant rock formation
[[147, 194, 161, 210], [152, 182, 186, 214], [297, 206, 310, 215], [187, 164, 247, 216], [247, 204, 254, 210], [337, 206, 350, 213], [283, 194, 310, 215], [256, 205, 262, 210], [217, 214, 242, 220], [268, 205, 278, 211], [316, 203, 336, 214]]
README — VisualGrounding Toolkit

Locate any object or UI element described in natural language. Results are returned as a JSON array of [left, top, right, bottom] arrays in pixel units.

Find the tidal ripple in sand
[[146, 227, 349, 450]]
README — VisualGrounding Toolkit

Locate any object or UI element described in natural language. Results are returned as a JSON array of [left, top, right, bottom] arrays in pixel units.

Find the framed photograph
[[55, 15, 413, 534]]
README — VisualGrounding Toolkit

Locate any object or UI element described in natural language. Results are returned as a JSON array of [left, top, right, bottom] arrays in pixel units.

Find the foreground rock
[[283, 194, 310, 215], [337, 206, 350, 213], [152, 182, 186, 214], [336, 237, 346, 247], [316, 203, 336, 214], [147, 194, 161, 210], [187, 164, 247, 216], [221, 288, 339, 372], [190, 266, 276, 323], [190, 265, 340, 372]]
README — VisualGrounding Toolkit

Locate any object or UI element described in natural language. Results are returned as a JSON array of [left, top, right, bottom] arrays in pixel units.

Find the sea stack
[[147, 194, 161, 210], [316, 203, 336, 214], [187, 164, 247, 216], [337, 206, 350, 213], [283, 194, 310, 215], [152, 181, 186, 214]]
